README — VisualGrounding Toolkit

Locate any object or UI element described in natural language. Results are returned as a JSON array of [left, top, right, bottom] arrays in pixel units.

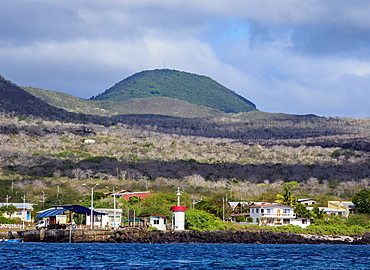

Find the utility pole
[[57, 185, 60, 204], [82, 183, 99, 230], [41, 191, 45, 209], [106, 186, 118, 228], [5, 195, 11, 206], [21, 195, 26, 229], [222, 197, 225, 222]]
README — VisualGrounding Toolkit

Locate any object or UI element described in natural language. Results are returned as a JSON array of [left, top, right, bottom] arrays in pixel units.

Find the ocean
[[1, 242, 369, 269]]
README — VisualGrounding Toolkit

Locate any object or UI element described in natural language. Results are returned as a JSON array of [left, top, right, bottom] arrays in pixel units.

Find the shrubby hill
[[2, 73, 370, 208], [23, 87, 226, 118], [0, 76, 71, 120], [91, 69, 257, 113]]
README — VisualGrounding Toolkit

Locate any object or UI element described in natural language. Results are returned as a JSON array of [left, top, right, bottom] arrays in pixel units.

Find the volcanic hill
[[91, 69, 257, 114]]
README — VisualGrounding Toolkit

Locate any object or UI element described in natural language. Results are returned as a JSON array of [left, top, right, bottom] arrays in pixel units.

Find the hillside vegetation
[[91, 69, 257, 113], [1, 74, 370, 212], [1, 112, 370, 206], [23, 87, 226, 118]]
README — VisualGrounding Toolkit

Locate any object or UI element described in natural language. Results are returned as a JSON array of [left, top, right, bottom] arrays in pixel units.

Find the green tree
[[128, 196, 143, 204], [185, 209, 227, 231], [294, 204, 311, 218], [345, 214, 370, 227], [195, 199, 231, 220], [311, 205, 325, 220], [276, 186, 297, 206], [0, 205, 18, 218], [352, 189, 370, 214], [137, 192, 191, 217]]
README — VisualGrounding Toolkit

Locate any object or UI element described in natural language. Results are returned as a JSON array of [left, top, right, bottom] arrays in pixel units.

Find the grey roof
[[307, 207, 349, 213], [0, 203, 34, 210], [328, 201, 356, 209]]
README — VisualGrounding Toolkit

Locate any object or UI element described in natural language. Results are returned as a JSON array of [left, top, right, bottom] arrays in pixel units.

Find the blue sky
[[1, 1, 370, 118]]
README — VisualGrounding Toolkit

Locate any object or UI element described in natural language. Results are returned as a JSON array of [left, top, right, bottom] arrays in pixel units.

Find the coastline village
[[0, 184, 360, 241]]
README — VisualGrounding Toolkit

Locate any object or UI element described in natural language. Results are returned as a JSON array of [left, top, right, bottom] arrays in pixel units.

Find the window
[[283, 209, 291, 214], [256, 209, 259, 213], [302, 219, 307, 224], [267, 209, 273, 214], [283, 219, 290, 224], [251, 209, 254, 213], [153, 220, 159, 225]]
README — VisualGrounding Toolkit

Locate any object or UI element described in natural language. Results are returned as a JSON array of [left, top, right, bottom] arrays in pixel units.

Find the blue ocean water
[[0, 243, 369, 269]]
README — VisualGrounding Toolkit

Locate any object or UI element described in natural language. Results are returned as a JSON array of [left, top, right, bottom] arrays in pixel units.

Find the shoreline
[[15, 228, 370, 244], [108, 229, 370, 245]]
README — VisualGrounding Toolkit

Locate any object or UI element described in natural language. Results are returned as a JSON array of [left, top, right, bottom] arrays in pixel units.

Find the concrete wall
[[23, 229, 113, 243]]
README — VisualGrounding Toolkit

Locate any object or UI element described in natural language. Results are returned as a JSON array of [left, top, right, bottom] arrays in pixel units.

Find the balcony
[[260, 213, 296, 218]]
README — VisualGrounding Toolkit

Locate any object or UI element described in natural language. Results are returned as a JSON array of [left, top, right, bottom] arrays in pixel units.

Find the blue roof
[[37, 205, 107, 218]]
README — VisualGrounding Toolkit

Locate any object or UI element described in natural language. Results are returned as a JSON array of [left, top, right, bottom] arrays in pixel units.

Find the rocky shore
[[107, 228, 370, 245]]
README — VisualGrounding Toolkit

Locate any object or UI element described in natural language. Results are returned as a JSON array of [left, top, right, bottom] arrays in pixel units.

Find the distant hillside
[[0, 75, 72, 120], [91, 69, 257, 114], [23, 86, 115, 117], [23, 87, 226, 118]]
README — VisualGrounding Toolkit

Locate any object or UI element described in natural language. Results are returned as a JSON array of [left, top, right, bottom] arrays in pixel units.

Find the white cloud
[[1, 1, 370, 117]]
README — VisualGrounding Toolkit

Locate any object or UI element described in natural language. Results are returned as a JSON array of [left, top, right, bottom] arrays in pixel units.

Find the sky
[[1, 1, 370, 118]]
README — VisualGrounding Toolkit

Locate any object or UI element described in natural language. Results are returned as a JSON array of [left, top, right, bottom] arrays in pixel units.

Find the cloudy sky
[[1, 1, 370, 118]]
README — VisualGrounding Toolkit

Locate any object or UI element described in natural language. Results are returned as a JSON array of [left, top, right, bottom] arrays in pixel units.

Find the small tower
[[171, 187, 187, 230]]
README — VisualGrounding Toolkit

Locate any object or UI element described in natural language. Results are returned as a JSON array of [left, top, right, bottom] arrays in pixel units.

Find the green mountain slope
[[91, 69, 257, 113], [23, 87, 226, 118], [23, 86, 115, 117]]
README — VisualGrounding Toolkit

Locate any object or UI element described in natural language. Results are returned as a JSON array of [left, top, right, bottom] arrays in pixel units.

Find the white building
[[94, 208, 122, 228], [307, 207, 349, 218], [0, 203, 34, 222], [250, 203, 311, 228], [296, 198, 317, 205], [328, 201, 356, 215], [171, 188, 187, 231], [137, 214, 168, 231]]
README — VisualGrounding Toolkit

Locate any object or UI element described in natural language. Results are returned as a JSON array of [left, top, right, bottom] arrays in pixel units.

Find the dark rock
[[108, 229, 370, 245]]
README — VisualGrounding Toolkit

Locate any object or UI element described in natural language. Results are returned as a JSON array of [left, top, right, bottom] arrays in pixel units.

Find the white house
[[94, 208, 122, 228], [296, 198, 317, 205], [137, 214, 168, 231], [307, 207, 349, 218], [328, 201, 356, 215], [0, 203, 34, 222], [250, 203, 311, 228]]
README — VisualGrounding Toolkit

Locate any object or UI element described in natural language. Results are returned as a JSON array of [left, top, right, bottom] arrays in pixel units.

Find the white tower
[[171, 187, 187, 230]]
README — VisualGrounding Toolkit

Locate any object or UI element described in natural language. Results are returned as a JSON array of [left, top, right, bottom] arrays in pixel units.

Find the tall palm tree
[[276, 186, 297, 206]]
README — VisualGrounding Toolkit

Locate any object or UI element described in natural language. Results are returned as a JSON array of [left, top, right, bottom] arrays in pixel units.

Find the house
[[137, 214, 168, 231], [108, 190, 151, 201], [94, 208, 123, 228], [307, 207, 349, 218], [328, 201, 356, 214], [0, 203, 34, 222], [250, 203, 311, 228], [37, 205, 107, 228], [296, 198, 317, 205]]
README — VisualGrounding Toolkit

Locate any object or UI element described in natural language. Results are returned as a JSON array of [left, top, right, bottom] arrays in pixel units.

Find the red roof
[[171, 206, 187, 211]]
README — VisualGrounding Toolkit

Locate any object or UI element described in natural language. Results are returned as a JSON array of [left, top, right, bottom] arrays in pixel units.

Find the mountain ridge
[[23, 86, 226, 118], [91, 69, 257, 114]]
